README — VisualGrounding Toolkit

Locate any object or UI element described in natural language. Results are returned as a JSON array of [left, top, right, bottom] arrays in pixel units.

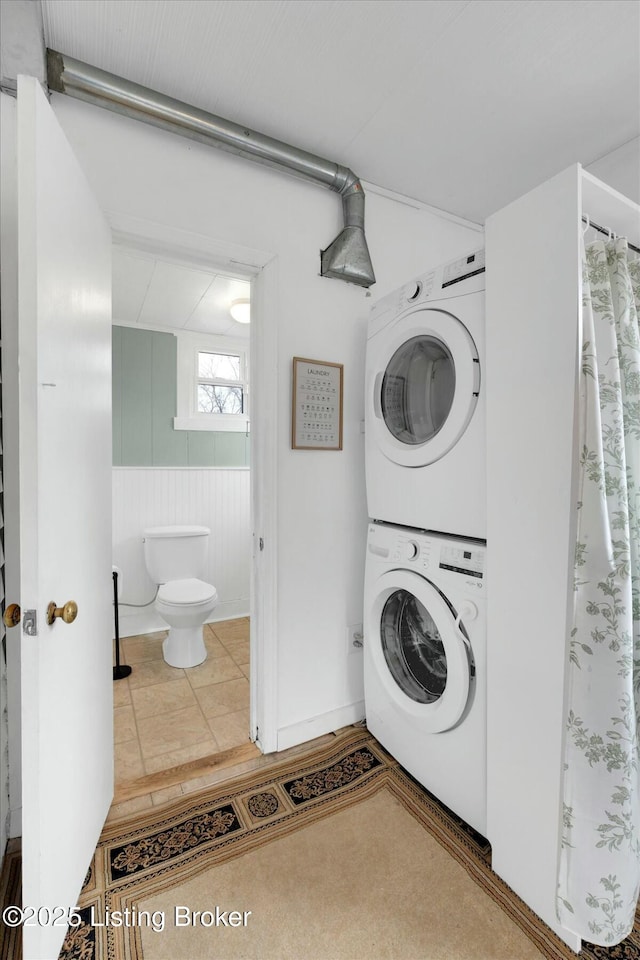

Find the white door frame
[[109, 213, 280, 755], [1, 91, 25, 840]]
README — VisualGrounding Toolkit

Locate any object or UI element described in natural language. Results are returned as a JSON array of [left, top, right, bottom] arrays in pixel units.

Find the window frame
[[174, 331, 250, 432]]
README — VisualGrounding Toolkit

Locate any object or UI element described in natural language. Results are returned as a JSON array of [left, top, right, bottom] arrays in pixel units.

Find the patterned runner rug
[[2, 727, 639, 958]]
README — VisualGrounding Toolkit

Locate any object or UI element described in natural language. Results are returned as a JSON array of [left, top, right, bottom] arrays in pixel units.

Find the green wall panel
[[214, 432, 250, 467], [151, 331, 188, 465], [112, 325, 248, 468], [120, 327, 153, 465], [112, 326, 123, 465], [186, 431, 217, 466]]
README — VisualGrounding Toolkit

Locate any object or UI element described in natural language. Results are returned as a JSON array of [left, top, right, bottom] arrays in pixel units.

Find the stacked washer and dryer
[[363, 249, 488, 836]]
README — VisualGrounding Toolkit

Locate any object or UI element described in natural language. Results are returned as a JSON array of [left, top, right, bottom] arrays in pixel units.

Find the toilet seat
[[158, 578, 218, 605]]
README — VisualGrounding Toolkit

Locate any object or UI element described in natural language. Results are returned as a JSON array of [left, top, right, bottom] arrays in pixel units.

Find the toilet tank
[[143, 525, 209, 583]]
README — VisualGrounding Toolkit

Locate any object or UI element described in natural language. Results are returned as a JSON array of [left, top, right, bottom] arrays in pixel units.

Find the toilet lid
[[158, 578, 218, 605]]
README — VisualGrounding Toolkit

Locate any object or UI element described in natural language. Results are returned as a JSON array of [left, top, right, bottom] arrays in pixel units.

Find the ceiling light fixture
[[230, 298, 250, 324]]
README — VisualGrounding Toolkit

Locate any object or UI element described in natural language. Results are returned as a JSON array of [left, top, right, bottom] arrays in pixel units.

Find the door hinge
[[259, 537, 264, 551], [23, 609, 38, 637]]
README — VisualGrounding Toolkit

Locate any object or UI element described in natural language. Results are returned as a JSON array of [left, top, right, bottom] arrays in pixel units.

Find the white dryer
[[365, 249, 485, 539], [363, 521, 487, 835]]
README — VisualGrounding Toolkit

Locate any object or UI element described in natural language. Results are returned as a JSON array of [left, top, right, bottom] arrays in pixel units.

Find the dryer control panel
[[368, 247, 485, 340], [441, 249, 486, 290]]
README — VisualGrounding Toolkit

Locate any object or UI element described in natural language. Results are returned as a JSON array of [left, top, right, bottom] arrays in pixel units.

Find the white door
[[369, 308, 480, 467], [365, 569, 473, 732], [16, 76, 113, 960]]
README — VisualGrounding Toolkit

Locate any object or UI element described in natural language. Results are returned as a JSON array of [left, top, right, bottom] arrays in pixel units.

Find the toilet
[[143, 525, 218, 668]]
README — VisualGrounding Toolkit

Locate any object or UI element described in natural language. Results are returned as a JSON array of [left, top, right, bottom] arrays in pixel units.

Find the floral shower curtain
[[557, 238, 640, 945]]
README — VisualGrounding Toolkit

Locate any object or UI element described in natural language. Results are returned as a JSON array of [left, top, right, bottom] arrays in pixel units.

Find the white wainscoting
[[112, 468, 251, 637]]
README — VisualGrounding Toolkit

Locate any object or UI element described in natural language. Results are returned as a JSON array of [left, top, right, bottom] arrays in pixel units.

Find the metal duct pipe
[[47, 50, 375, 288]]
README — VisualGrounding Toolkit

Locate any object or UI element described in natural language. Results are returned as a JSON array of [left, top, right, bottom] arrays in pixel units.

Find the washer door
[[370, 308, 479, 467], [366, 569, 472, 732]]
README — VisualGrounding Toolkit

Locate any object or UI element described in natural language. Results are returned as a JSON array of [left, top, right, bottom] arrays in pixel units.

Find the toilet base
[[163, 625, 207, 669]]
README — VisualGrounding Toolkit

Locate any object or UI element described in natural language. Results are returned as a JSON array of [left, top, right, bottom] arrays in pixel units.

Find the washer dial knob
[[405, 540, 419, 560]]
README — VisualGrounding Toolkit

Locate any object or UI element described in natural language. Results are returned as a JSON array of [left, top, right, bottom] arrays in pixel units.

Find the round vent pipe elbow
[[321, 175, 375, 287], [47, 49, 376, 288]]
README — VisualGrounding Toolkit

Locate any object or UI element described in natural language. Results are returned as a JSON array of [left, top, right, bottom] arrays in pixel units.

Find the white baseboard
[[117, 599, 249, 638], [276, 701, 365, 753]]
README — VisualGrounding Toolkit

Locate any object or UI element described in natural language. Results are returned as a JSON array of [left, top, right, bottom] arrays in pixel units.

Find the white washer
[[365, 249, 485, 539], [364, 521, 487, 835]]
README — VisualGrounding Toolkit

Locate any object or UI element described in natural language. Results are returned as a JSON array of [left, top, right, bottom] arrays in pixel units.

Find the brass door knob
[[3, 604, 21, 628], [46, 600, 78, 625]]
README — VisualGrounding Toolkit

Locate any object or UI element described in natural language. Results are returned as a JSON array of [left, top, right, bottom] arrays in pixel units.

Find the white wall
[[113, 467, 250, 636], [586, 136, 640, 206], [50, 94, 481, 748], [485, 165, 582, 950], [485, 164, 640, 951]]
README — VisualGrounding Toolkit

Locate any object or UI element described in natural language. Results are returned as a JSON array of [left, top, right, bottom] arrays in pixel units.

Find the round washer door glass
[[381, 336, 455, 445], [381, 588, 447, 703]]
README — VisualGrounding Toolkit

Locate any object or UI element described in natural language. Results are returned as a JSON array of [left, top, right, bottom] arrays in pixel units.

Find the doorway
[[2, 211, 280, 841], [109, 239, 261, 815]]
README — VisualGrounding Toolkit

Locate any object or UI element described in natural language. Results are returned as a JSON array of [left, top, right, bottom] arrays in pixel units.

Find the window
[[175, 333, 249, 432], [197, 351, 244, 415]]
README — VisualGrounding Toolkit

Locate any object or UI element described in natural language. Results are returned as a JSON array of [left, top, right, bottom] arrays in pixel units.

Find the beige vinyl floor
[[112, 617, 250, 796]]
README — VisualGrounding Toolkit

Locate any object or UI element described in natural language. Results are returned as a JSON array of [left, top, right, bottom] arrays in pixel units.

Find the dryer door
[[370, 308, 479, 467], [366, 569, 472, 732]]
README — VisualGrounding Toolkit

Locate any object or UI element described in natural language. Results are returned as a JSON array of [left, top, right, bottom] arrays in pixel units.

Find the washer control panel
[[439, 543, 484, 579], [368, 522, 486, 585]]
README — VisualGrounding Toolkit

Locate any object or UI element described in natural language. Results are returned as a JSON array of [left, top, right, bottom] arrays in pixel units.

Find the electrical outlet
[[347, 623, 364, 654]]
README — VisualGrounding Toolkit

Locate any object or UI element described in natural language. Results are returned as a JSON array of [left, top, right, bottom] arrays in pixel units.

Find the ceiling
[[38, 0, 639, 331], [40, 0, 639, 225], [113, 247, 251, 338]]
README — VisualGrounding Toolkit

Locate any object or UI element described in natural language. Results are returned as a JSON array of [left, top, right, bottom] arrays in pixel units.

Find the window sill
[[173, 416, 249, 433]]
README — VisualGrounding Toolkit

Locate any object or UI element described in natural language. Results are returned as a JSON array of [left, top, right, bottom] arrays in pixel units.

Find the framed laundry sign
[[292, 357, 344, 450]]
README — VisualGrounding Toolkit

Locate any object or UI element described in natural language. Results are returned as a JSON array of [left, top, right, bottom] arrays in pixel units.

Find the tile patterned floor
[[113, 617, 250, 792], [109, 617, 344, 825]]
